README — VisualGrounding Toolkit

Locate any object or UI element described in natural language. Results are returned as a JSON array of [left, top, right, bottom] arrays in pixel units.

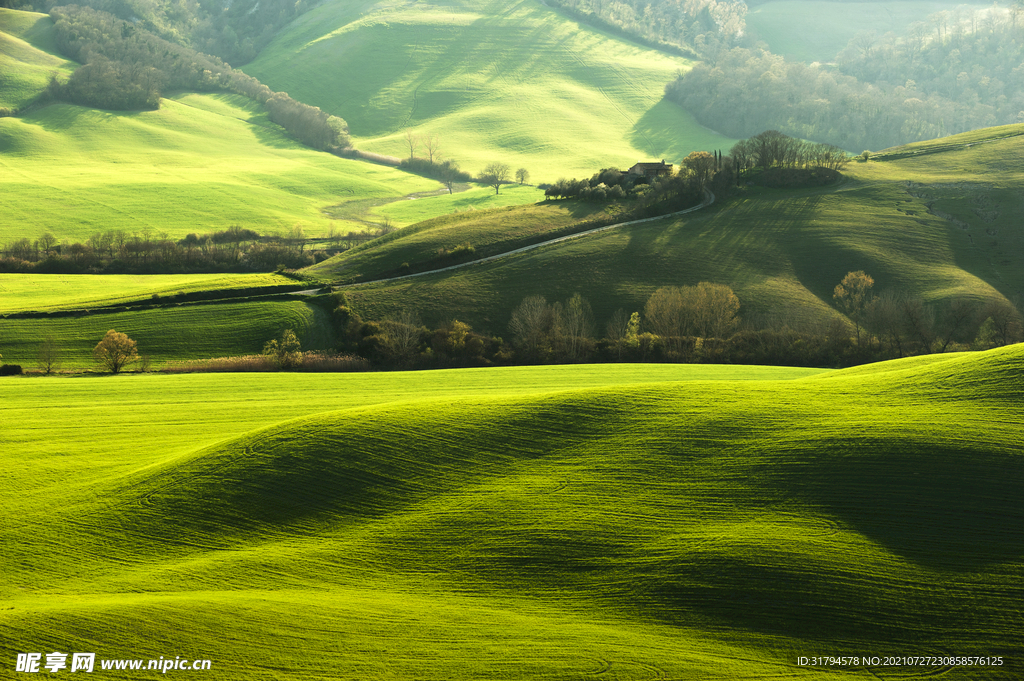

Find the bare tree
[[936, 298, 979, 352], [515, 167, 530, 185], [509, 295, 550, 357], [37, 335, 62, 374], [561, 293, 595, 361], [978, 299, 1024, 346], [404, 130, 419, 159], [423, 134, 440, 164], [480, 162, 511, 195], [380, 310, 423, 364]]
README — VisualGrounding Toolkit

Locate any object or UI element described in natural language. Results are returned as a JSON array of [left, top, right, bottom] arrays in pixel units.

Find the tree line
[[5, 279, 1018, 375], [46, 6, 349, 151], [546, 0, 746, 60], [666, 6, 1024, 152], [330, 274, 1021, 371], [19, 0, 316, 65], [0, 226, 343, 274]]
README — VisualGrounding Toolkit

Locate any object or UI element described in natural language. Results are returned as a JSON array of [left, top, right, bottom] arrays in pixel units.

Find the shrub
[[0, 364, 24, 376]]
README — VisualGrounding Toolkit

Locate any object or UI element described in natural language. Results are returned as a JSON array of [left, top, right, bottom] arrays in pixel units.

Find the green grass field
[[242, 0, 737, 180], [371, 182, 546, 227], [322, 127, 1024, 335], [0, 298, 333, 367], [0, 92, 443, 242], [745, 0, 989, 63], [0, 272, 296, 313], [1, 348, 1021, 678], [308, 197, 626, 282], [0, 9, 77, 110]]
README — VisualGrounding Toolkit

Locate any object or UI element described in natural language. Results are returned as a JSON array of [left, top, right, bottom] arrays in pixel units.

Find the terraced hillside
[[242, 0, 736, 179], [0, 91, 441, 242], [1, 349, 1021, 678], [323, 125, 1024, 334]]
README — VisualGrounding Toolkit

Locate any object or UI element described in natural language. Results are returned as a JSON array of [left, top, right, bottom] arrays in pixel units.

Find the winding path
[[337, 188, 715, 288]]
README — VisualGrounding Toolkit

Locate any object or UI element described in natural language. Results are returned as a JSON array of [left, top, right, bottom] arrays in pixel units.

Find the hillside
[[1, 348, 1021, 678], [241, 0, 737, 179], [0, 92, 441, 242], [0, 8, 76, 110], [744, 0, 985, 63], [320, 125, 1024, 337]]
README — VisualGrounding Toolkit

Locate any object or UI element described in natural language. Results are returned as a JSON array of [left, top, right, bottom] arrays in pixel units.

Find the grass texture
[[745, 0, 989, 63], [0, 92, 440, 242], [0, 298, 334, 366], [0, 347, 1021, 678], [242, 0, 737, 180], [0, 9, 76, 110], [327, 126, 1024, 334], [0, 272, 294, 313]]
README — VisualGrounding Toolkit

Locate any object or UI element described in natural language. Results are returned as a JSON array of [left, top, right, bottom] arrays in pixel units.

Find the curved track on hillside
[[336, 188, 715, 288]]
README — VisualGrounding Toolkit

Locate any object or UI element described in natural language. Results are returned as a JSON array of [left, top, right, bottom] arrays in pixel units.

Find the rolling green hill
[[1, 348, 1021, 678], [320, 126, 1024, 336], [242, 0, 737, 180], [0, 8, 76, 111], [0, 92, 442, 242]]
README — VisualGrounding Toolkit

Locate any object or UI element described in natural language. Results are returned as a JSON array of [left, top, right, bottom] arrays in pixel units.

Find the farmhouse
[[627, 160, 673, 178]]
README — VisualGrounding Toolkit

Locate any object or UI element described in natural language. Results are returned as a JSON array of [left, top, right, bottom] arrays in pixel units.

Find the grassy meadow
[[242, 0, 737, 180], [321, 127, 1024, 335], [0, 92, 442, 242], [0, 9, 77, 111], [0, 272, 296, 313], [745, 0, 991, 63], [0, 298, 333, 367], [1, 348, 1021, 678], [308, 197, 627, 282]]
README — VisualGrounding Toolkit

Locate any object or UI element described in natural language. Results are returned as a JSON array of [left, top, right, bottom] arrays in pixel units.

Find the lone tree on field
[[481, 162, 511, 195], [833, 270, 874, 345], [38, 335, 62, 374], [423, 134, 441, 164], [93, 330, 139, 374], [438, 159, 463, 194], [515, 167, 530, 185]]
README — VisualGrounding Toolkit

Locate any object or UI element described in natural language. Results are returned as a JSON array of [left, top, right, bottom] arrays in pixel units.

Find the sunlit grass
[[243, 0, 737, 180], [1, 347, 1021, 678]]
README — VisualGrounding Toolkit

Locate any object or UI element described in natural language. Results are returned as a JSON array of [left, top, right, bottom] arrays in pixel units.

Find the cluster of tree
[[47, 6, 349, 150], [329, 304, 502, 369], [730, 131, 849, 174], [832, 270, 1023, 357], [22, 0, 316, 65], [399, 158, 472, 194], [546, 0, 746, 59], [834, 6, 1024, 133], [337, 273, 1020, 370], [667, 6, 1024, 152], [545, 162, 710, 211], [0, 226, 331, 274], [398, 134, 523, 195]]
